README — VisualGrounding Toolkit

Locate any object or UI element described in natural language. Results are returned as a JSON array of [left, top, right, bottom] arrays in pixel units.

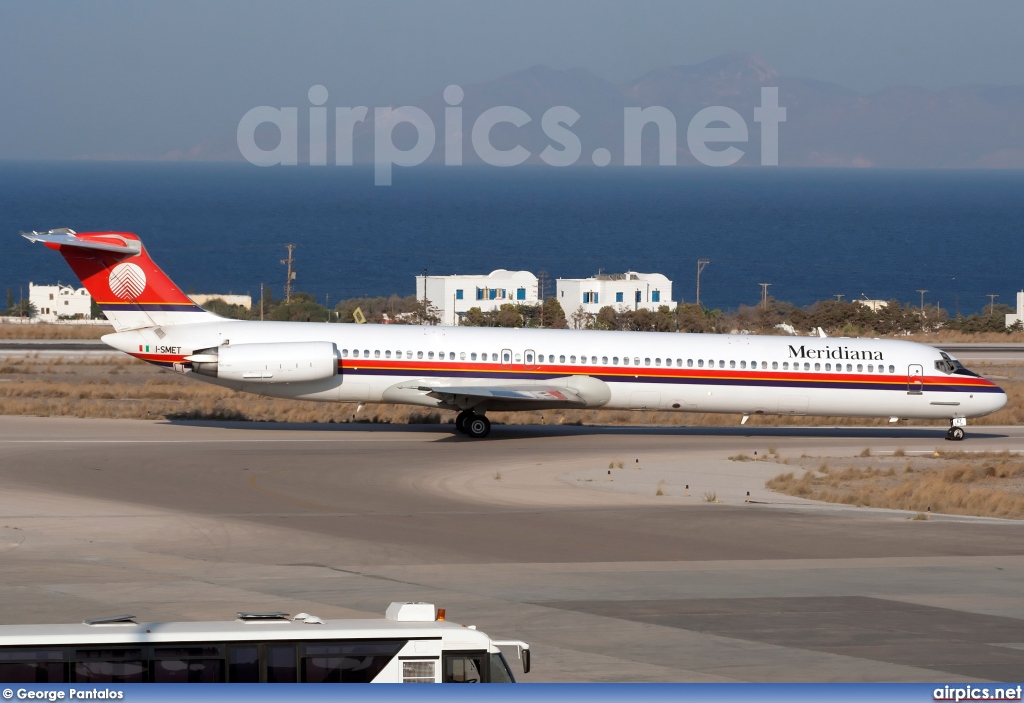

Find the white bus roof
[[0, 605, 494, 649]]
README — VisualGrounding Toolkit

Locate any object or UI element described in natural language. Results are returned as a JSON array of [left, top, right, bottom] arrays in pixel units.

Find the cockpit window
[[937, 352, 980, 377]]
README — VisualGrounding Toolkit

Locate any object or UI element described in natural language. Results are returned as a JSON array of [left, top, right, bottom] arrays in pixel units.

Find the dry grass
[[729, 453, 754, 461], [0, 323, 113, 339], [655, 480, 667, 497], [767, 456, 1024, 519]]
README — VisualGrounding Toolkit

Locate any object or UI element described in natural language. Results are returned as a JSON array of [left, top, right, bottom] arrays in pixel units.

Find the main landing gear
[[945, 419, 966, 442], [455, 410, 491, 439]]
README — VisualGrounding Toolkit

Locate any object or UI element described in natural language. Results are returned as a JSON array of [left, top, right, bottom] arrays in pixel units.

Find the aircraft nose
[[986, 386, 1008, 414]]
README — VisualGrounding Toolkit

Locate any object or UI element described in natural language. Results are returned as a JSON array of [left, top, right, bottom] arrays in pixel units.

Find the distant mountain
[[155, 53, 1024, 168]]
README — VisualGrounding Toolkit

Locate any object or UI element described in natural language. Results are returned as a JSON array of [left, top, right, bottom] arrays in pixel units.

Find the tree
[[541, 297, 567, 329], [494, 303, 524, 328], [461, 307, 486, 326], [200, 297, 251, 320], [569, 305, 594, 330], [594, 306, 619, 330], [676, 303, 711, 333]]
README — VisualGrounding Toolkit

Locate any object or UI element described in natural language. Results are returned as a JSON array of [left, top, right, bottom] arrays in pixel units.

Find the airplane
[[23, 229, 1006, 440]]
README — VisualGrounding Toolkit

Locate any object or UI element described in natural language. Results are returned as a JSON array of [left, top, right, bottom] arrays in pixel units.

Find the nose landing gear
[[945, 419, 966, 441], [455, 410, 491, 439]]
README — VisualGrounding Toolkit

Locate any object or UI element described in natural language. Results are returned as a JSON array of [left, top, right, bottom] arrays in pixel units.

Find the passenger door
[[908, 364, 924, 395]]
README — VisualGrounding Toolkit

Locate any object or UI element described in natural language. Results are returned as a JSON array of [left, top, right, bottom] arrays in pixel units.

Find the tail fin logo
[[109, 263, 147, 300]]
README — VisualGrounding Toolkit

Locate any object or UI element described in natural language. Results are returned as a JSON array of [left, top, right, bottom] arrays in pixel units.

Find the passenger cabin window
[[888, 365, 895, 373], [471, 353, 477, 361], [428, 352, 434, 360], [417, 351, 424, 359], [353, 350, 359, 358], [570, 356, 577, 363], [385, 351, 391, 359], [740, 361, 746, 369], [342, 349, 349, 357], [857, 364, 863, 372], [644, 358, 651, 366], [698, 360, 704, 368], [375, 350, 380, 358], [772, 362, 778, 370], [559, 355, 565, 363], [688, 359, 693, 367], [602, 356, 608, 364], [730, 360, 736, 369]]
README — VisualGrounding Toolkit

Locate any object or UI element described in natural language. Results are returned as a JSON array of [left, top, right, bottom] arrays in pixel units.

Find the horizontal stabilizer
[[22, 230, 142, 256]]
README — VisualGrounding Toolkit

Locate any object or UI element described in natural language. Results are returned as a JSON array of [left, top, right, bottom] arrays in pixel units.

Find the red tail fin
[[23, 229, 220, 331]]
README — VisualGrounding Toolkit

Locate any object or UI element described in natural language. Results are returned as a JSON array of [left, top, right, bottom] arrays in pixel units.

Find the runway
[[1, 417, 1023, 682]]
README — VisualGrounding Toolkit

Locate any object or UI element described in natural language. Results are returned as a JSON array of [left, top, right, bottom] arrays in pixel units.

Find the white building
[[415, 270, 539, 326], [28, 283, 92, 322], [556, 271, 675, 315], [1006, 291, 1024, 328], [855, 298, 889, 312]]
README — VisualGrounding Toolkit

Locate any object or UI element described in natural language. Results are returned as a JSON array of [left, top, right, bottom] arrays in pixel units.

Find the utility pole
[[759, 283, 772, 308], [695, 258, 709, 308], [987, 294, 999, 316], [916, 289, 928, 322], [280, 244, 296, 303], [833, 293, 844, 302], [259, 283, 264, 321], [325, 293, 330, 323], [538, 269, 550, 328]]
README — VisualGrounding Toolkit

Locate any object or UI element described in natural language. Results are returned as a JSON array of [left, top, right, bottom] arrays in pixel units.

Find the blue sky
[[1, 0, 1022, 159]]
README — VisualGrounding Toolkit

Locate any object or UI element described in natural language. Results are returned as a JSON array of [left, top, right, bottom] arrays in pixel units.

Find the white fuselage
[[104, 321, 1007, 422]]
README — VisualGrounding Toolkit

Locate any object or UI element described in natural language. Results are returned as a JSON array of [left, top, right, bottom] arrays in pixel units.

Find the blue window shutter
[[652, 291, 660, 302], [616, 292, 623, 303], [456, 289, 464, 300], [517, 288, 526, 300]]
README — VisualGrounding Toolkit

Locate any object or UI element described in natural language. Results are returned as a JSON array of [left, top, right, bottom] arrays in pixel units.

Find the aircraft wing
[[417, 384, 587, 405]]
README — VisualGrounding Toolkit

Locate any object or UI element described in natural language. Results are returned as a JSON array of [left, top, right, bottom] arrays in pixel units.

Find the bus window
[[153, 656, 223, 683], [444, 652, 485, 683], [490, 654, 515, 683], [229, 646, 259, 683], [302, 641, 405, 683], [265, 645, 297, 683], [74, 649, 147, 683], [0, 650, 65, 684]]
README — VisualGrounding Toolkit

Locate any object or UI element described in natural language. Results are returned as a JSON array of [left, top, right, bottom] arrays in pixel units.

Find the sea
[[0, 162, 1022, 315]]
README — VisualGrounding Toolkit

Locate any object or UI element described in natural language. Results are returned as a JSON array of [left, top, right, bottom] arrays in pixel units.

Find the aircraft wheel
[[455, 410, 473, 434], [950, 426, 965, 441], [466, 415, 491, 439]]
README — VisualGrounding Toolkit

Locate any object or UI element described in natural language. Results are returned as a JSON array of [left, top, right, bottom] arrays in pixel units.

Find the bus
[[0, 602, 530, 684]]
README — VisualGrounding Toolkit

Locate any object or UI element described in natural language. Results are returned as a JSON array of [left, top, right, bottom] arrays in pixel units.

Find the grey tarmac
[[1, 416, 1023, 682]]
